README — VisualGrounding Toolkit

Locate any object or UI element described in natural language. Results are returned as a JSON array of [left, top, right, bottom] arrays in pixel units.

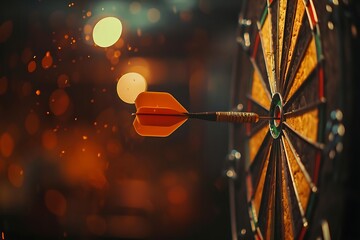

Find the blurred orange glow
[[167, 185, 188, 205], [93, 17, 122, 48], [106, 138, 123, 157], [61, 140, 107, 189], [49, 89, 70, 116], [0, 133, 14, 158], [27, 60, 36, 73], [25, 112, 40, 135], [137, 28, 142, 37], [161, 171, 178, 187], [0, 159, 4, 173], [114, 38, 124, 49], [168, 203, 191, 223], [86, 11, 92, 17], [106, 216, 150, 238], [57, 74, 70, 88], [8, 164, 24, 188], [114, 180, 152, 210], [83, 24, 92, 35], [126, 58, 151, 81], [0, 76, 8, 95], [106, 48, 115, 60], [35, 90, 41, 96], [41, 51, 53, 69], [0, 20, 13, 43], [42, 130, 57, 150], [180, 11, 193, 22], [110, 57, 119, 65], [86, 215, 106, 235], [114, 50, 121, 58], [45, 189, 67, 216]]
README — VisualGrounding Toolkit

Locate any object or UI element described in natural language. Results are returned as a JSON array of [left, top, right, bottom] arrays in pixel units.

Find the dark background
[[0, 0, 241, 239]]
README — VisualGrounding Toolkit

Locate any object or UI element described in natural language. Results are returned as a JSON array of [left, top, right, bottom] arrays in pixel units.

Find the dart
[[133, 91, 279, 137]]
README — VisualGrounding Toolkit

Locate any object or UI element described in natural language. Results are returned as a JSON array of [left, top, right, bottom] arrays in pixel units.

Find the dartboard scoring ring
[[269, 92, 283, 139]]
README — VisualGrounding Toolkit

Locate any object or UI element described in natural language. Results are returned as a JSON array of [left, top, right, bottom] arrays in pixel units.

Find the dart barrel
[[215, 112, 259, 123]]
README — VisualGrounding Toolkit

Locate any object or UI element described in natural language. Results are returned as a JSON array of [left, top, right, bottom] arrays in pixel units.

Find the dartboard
[[227, 0, 357, 239]]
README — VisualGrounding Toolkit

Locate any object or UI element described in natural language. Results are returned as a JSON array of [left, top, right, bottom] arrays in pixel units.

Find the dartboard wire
[[249, 137, 275, 239], [275, 139, 284, 239], [246, 94, 271, 113], [283, 66, 325, 110], [246, 133, 272, 210], [282, 122, 324, 150], [249, 133, 272, 194], [257, 10, 277, 94], [283, 35, 318, 102], [280, 135, 309, 228], [282, 132, 318, 192], [268, 0, 280, 93], [279, 0, 304, 93], [283, 20, 310, 97], [245, 95, 269, 137], [279, 140, 297, 239], [284, 99, 326, 119], [264, 139, 277, 239], [249, 122, 269, 140], [250, 58, 272, 101], [277, 0, 288, 91], [303, 0, 319, 31], [283, 1, 324, 101], [282, 17, 312, 98]]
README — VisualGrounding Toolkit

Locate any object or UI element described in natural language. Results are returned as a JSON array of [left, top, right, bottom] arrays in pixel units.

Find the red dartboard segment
[[305, 0, 318, 30]]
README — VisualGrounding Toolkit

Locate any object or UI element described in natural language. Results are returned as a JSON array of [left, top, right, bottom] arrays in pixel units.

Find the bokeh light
[[57, 74, 70, 88], [8, 164, 24, 188], [27, 60, 36, 73], [49, 89, 70, 116], [147, 8, 161, 23], [41, 51, 53, 69], [129, 2, 142, 14], [116, 72, 147, 104], [42, 129, 57, 150], [44, 189, 67, 217], [0, 20, 13, 43], [0, 132, 14, 158], [93, 17, 122, 48]]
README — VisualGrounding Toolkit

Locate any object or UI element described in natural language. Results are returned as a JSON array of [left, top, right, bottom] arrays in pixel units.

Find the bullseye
[[274, 105, 281, 127], [269, 92, 283, 139]]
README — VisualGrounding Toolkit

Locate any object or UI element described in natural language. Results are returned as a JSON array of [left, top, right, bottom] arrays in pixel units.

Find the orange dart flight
[[133, 91, 277, 137]]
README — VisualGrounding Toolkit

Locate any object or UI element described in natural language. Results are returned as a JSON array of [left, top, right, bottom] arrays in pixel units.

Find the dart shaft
[[216, 112, 259, 123], [188, 112, 265, 123], [134, 111, 278, 124]]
